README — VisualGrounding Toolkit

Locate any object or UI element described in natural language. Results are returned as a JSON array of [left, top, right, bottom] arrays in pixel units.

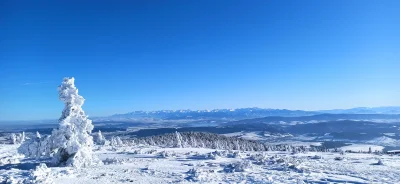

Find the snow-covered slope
[[367, 136, 400, 147], [2, 144, 400, 183]]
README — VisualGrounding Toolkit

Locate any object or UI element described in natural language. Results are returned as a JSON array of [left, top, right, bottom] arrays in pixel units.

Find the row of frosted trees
[[106, 131, 323, 153]]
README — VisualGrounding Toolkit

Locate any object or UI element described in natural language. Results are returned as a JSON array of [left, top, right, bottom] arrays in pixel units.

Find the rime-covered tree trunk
[[50, 77, 101, 168]]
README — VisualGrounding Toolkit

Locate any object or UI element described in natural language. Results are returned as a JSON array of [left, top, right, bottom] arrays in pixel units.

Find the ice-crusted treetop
[[59, 77, 83, 105], [58, 77, 85, 119]]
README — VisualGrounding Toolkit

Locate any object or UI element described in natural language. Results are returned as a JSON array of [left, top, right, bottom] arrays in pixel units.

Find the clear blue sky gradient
[[1, 0, 399, 120]]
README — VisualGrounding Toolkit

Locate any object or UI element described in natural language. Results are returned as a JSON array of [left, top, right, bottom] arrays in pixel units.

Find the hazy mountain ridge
[[99, 107, 400, 121], [319, 106, 400, 114], [228, 113, 400, 125], [103, 108, 317, 120]]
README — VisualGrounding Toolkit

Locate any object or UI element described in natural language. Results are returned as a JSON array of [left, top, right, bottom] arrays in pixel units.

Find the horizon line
[[1, 105, 399, 122]]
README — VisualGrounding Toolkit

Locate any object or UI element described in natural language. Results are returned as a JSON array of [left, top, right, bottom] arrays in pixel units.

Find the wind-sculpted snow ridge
[[18, 77, 101, 168]]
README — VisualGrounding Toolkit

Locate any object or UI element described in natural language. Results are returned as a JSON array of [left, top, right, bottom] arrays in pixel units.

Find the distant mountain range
[[319, 106, 400, 114], [100, 108, 316, 120], [229, 113, 400, 125], [95, 107, 400, 121]]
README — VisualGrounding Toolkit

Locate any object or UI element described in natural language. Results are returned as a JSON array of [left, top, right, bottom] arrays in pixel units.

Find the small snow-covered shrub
[[376, 159, 384, 165], [157, 151, 176, 158], [207, 162, 219, 167], [287, 163, 305, 173], [193, 151, 224, 160], [110, 136, 125, 147], [5, 176, 19, 184], [310, 155, 322, 159], [10, 132, 26, 144], [205, 152, 218, 160], [204, 150, 228, 159], [297, 179, 306, 184], [275, 158, 285, 163], [223, 161, 252, 173], [249, 153, 269, 165], [94, 130, 106, 145], [270, 155, 303, 171], [18, 135, 52, 159], [0, 155, 22, 166], [103, 157, 124, 165], [185, 168, 213, 182], [227, 151, 241, 158], [147, 149, 157, 154], [131, 149, 142, 154], [186, 168, 199, 175], [185, 168, 201, 181], [334, 157, 344, 161], [204, 151, 228, 160], [26, 163, 53, 184]]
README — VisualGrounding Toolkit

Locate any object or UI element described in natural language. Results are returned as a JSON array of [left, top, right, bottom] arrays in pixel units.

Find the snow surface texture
[[2, 144, 400, 184], [18, 77, 101, 168]]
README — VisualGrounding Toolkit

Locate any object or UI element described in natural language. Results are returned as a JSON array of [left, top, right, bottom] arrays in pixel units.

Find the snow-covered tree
[[95, 130, 106, 145], [18, 135, 52, 159], [175, 131, 183, 148], [110, 136, 124, 147], [18, 78, 101, 168], [49, 77, 101, 167], [10, 133, 17, 144], [10, 132, 26, 144], [21, 132, 26, 142], [26, 163, 53, 184]]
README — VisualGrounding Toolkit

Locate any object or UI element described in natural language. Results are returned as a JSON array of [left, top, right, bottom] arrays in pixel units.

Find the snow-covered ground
[[2, 144, 400, 184]]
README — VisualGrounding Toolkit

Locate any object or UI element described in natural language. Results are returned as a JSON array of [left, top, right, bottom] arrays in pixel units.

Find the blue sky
[[1, 0, 399, 120]]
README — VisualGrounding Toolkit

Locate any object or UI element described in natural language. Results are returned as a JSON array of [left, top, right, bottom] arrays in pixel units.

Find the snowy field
[[2, 144, 400, 184]]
